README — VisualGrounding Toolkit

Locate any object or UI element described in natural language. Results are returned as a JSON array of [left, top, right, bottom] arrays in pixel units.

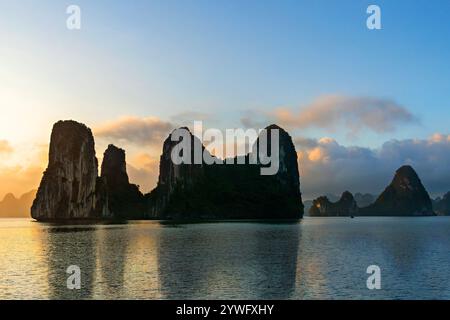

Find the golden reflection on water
[[0, 219, 48, 299], [0, 219, 301, 299], [121, 224, 162, 299]]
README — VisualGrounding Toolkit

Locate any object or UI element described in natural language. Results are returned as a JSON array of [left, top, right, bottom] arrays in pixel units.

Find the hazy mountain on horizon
[[434, 192, 450, 215], [353, 193, 376, 208], [0, 190, 36, 218]]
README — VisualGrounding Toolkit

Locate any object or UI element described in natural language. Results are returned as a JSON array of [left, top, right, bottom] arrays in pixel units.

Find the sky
[[0, 0, 449, 200]]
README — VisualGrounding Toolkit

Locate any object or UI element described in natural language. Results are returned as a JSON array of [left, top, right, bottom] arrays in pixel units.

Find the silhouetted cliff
[[360, 165, 434, 216], [31, 121, 108, 220], [32, 120, 304, 220], [309, 166, 434, 217], [100, 145, 144, 219], [146, 125, 304, 219]]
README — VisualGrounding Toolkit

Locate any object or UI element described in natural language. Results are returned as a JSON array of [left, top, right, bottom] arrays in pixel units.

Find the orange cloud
[[0, 140, 13, 154], [127, 153, 160, 193], [307, 147, 325, 162], [429, 133, 450, 143], [273, 95, 418, 134], [94, 116, 174, 147], [242, 95, 418, 135]]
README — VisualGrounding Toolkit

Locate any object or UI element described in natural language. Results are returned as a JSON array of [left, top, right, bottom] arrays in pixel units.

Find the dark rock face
[[360, 165, 434, 216], [309, 191, 358, 217], [101, 145, 129, 186], [434, 192, 450, 215], [145, 128, 205, 218], [32, 120, 303, 220], [146, 125, 304, 219], [263, 124, 302, 203], [31, 121, 107, 220], [100, 145, 144, 219]]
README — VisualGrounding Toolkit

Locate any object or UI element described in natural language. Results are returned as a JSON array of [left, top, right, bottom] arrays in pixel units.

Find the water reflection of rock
[[43, 225, 129, 299], [254, 223, 300, 299], [96, 226, 129, 298], [156, 222, 300, 299], [44, 227, 97, 299]]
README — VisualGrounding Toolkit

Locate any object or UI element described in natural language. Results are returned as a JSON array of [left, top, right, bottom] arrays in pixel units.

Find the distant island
[[31, 120, 304, 221], [0, 190, 36, 218], [309, 165, 437, 216], [434, 193, 450, 215]]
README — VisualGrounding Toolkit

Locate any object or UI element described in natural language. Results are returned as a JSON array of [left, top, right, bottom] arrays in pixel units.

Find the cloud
[[242, 95, 418, 135], [297, 133, 450, 199], [94, 116, 174, 147], [0, 140, 13, 154], [127, 153, 160, 193]]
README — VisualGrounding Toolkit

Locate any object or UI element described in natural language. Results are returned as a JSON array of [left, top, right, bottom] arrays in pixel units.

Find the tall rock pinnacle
[[100, 145, 143, 219], [31, 120, 106, 220]]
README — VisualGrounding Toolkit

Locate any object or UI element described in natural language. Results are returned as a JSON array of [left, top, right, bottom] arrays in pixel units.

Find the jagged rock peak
[[101, 144, 129, 185], [361, 165, 434, 216], [391, 165, 423, 192], [99, 144, 143, 219], [31, 120, 106, 220], [47, 120, 94, 164], [157, 127, 205, 188], [340, 191, 354, 201], [255, 124, 300, 190]]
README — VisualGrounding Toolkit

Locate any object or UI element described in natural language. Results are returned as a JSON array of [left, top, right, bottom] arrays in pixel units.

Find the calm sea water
[[1, 217, 450, 300]]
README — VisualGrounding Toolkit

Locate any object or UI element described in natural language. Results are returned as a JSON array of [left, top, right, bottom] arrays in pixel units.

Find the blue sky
[[1, 0, 449, 143], [0, 0, 449, 198]]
